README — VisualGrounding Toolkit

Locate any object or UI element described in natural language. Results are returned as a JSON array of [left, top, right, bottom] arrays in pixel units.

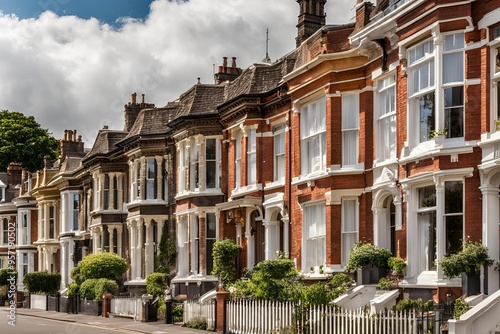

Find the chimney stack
[[295, 0, 327, 47], [124, 92, 155, 132], [214, 56, 242, 84]]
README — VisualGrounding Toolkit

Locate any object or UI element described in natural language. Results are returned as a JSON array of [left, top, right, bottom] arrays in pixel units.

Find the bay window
[[302, 202, 326, 272], [247, 129, 257, 185], [300, 96, 326, 176], [342, 92, 360, 167], [376, 75, 397, 162], [341, 199, 358, 266], [177, 137, 221, 195], [407, 32, 464, 147], [274, 124, 285, 182]]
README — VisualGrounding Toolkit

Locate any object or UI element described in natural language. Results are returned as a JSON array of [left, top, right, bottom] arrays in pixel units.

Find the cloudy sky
[[0, 0, 354, 146]]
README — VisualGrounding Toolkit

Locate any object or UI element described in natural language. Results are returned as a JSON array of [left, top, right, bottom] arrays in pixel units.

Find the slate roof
[[170, 84, 226, 120], [123, 107, 172, 140], [84, 129, 128, 159], [225, 57, 296, 101]]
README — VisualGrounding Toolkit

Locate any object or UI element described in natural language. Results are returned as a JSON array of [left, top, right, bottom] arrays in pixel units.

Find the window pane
[[206, 161, 216, 188], [446, 215, 463, 255], [206, 213, 216, 239], [206, 139, 216, 160], [445, 181, 463, 214], [419, 186, 436, 208], [419, 92, 435, 142], [419, 211, 436, 270], [444, 33, 464, 51], [443, 52, 464, 84]]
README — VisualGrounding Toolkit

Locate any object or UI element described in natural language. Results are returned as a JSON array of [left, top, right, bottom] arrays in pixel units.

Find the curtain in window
[[303, 203, 326, 271], [342, 94, 359, 166], [341, 199, 357, 266]]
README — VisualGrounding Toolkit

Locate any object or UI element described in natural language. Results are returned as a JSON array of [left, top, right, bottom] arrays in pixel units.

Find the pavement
[[0, 306, 206, 334]]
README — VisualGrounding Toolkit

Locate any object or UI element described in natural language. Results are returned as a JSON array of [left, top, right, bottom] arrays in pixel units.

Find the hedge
[[80, 278, 118, 300], [23, 272, 61, 295], [79, 252, 128, 280]]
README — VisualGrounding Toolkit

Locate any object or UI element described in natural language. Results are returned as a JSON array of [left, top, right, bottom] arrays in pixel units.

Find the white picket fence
[[110, 296, 143, 320], [227, 299, 294, 334], [30, 294, 47, 310], [184, 299, 216, 329], [226, 299, 418, 334]]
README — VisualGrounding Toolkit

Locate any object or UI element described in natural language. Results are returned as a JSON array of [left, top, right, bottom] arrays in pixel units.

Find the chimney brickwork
[[124, 92, 155, 132], [295, 0, 327, 47]]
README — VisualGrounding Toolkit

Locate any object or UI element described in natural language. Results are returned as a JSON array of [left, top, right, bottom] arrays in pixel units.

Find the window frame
[[234, 131, 242, 188], [247, 128, 257, 185], [205, 137, 220, 189], [301, 201, 326, 273], [300, 95, 326, 176], [375, 75, 397, 162], [273, 124, 286, 183], [341, 198, 359, 267], [146, 158, 156, 199], [341, 92, 360, 167]]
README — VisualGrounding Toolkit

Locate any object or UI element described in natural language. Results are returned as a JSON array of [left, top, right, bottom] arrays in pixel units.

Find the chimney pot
[[73, 129, 77, 141], [132, 92, 137, 104], [78, 135, 82, 142], [231, 57, 237, 68], [142, 94, 145, 104], [223, 57, 228, 72], [64, 130, 68, 141]]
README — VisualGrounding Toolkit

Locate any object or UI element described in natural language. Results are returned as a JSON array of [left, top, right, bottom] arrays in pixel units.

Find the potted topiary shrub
[[440, 240, 494, 296], [346, 242, 392, 285]]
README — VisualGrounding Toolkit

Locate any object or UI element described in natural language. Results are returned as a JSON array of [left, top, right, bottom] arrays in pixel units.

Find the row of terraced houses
[[2, 0, 500, 305]]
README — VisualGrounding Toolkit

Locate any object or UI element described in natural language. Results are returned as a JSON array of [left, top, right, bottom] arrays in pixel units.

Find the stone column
[[144, 221, 153, 276], [60, 241, 67, 287], [435, 178, 445, 279], [140, 157, 146, 201], [109, 173, 115, 210], [127, 221, 135, 280], [44, 202, 50, 240], [117, 173, 123, 209], [116, 225, 123, 256], [481, 185, 500, 294], [245, 223, 254, 269], [282, 215, 290, 258], [263, 220, 280, 260], [109, 226, 115, 253], [37, 246, 43, 271], [38, 204, 43, 241], [68, 240, 75, 282], [128, 160, 134, 202], [136, 220, 143, 279]]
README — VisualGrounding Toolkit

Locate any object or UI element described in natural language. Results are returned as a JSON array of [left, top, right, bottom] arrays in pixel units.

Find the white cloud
[[0, 0, 354, 146]]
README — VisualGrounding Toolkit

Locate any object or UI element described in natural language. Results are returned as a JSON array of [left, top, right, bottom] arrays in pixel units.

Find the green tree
[[0, 110, 59, 172], [155, 223, 177, 278], [79, 252, 128, 280], [211, 238, 241, 287]]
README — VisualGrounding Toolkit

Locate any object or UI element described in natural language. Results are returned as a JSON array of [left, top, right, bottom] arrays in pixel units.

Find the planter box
[[47, 295, 60, 312], [80, 299, 102, 316], [60, 296, 79, 314], [462, 271, 480, 296], [361, 265, 388, 285]]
